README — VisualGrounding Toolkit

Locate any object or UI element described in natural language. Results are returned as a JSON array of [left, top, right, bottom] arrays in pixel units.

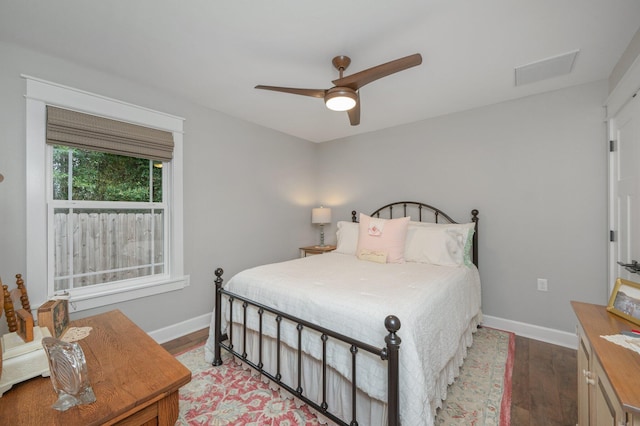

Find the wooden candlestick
[[15, 273, 31, 314], [3, 284, 18, 332]]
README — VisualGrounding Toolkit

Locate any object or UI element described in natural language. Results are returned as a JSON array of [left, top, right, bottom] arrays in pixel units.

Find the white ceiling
[[1, 0, 640, 143]]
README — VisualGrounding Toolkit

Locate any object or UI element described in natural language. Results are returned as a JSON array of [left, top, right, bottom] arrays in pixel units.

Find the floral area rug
[[175, 326, 514, 426], [435, 327, 514, 426]]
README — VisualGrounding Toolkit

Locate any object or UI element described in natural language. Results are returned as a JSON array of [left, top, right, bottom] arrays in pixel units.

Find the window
[[52, 147, 166, 292], [25, 76, 186, 312]]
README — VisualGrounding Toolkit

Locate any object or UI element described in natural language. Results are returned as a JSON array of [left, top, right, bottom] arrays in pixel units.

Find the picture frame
[[606, 278, 640, 327], [38, 299, 69, 338]]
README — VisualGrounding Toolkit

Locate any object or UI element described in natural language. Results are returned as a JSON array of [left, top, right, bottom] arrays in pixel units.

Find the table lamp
[[311, 207, 332, 247]]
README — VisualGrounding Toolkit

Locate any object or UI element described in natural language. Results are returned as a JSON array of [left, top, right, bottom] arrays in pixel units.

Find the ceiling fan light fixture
[[324, 88, 357, 111], [255, 53, 422, 124]]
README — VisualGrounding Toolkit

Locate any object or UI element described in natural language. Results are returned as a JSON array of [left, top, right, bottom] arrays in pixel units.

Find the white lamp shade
[[312, 207, 332, 224]]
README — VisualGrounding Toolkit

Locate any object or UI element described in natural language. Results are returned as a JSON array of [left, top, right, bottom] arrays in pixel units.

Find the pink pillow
[[357, 213, 410, 263]]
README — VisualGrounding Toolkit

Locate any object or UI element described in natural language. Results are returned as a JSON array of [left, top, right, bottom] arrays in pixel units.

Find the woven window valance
[[46, 106, 174, 161]]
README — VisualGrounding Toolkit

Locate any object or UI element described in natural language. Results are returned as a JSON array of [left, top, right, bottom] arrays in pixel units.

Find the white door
[[609, 93, 640, 294]]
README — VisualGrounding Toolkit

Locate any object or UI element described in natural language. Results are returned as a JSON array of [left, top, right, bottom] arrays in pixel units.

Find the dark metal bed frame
[[212, 202, 479, 426]]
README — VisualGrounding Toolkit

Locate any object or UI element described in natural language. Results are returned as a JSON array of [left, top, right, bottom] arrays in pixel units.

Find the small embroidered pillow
[[357, 248, 388, 264]]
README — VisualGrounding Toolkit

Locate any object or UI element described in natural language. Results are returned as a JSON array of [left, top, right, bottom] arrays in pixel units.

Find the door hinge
[[610, 140, 615, 152], [610, 230, 615, 242]]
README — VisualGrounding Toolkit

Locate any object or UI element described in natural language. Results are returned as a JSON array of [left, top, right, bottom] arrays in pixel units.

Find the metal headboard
[[351, 201, 479, 268]]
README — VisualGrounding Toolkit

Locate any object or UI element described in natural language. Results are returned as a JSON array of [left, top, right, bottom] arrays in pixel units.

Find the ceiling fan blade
[[255, 85, 326, 98], [348, 97, 360, 126], [332, 53, 422, 90]]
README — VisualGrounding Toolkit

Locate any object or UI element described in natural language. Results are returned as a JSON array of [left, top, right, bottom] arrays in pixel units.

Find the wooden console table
[[0, 309, 191, 425], [572, 301, 640, 425]]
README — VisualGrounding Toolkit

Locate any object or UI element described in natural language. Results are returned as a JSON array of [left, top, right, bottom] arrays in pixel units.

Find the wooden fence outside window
[[53, 212, 164, 290]]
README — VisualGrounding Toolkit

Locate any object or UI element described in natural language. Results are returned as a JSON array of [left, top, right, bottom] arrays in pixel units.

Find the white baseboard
[[148, 311, 578, 350], [149, 312, 212, 344], [482, 314, 578, 350]]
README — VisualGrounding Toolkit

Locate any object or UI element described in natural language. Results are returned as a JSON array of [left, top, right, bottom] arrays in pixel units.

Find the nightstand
[[300, 245, 337, 257]]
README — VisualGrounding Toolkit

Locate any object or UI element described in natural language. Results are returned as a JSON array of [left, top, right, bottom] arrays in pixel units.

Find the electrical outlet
[[537, 278, 548, 292]]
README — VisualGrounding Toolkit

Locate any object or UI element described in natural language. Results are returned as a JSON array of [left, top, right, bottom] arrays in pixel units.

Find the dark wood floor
[[162, 329, 578, 426], [161, 327, 209, 355], [511, 335, 577, 426]]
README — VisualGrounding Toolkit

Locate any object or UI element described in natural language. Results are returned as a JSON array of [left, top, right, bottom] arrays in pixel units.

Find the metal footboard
[[211, 267, 402, 426]]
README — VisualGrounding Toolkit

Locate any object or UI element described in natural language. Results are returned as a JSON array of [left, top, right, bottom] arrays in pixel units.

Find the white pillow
[[404, 226, 463, 266], [334, 221, 359, 255], [405, 222, 475, 266]]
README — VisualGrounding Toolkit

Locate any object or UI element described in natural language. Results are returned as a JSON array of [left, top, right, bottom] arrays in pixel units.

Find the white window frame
[[25, 75, 187, 313]]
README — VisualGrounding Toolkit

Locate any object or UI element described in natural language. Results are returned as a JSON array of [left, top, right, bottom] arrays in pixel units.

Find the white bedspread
[[205, 252, 482, 426]]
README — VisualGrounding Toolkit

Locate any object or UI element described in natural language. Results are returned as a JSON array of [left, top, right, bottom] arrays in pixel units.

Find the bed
[[204, 201, 481, 426]]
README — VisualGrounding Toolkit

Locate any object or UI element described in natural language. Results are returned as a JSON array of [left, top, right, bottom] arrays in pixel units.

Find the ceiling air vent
[[515, 49, 579, 86]]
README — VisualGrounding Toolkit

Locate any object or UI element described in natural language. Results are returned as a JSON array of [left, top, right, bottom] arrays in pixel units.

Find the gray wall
[[610, 26, 640, 94], [0, 38, 611, 337], [0, 41, 318, 334], [317, 81, 609, 333]]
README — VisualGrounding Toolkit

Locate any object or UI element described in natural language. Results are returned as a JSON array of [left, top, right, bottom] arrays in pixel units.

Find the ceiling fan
[[255, 53, 422, 126]]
